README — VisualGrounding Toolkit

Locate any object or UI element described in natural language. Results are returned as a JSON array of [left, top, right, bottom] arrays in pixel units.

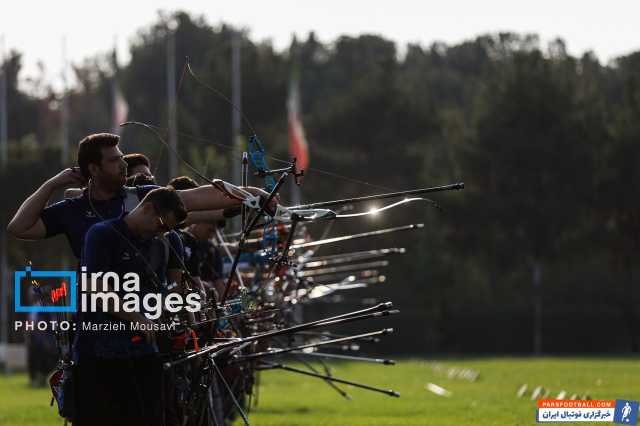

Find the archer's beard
[[97, 174, 127, 192]]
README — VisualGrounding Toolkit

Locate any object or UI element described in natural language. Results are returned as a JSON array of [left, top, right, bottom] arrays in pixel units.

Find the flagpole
[[287, 36, 308, 206], [0, 35, 7, 170], [231, 30, 242, 232], [166, 18, 178, 180], [0, 233, 7, 373], [290, 178, 302, 205], [287, 35, 304, 326], [111, 37, 118, 136], [111, 39, 130, 142], [0, 35, 9, 372], [60, 36, 69, 164]]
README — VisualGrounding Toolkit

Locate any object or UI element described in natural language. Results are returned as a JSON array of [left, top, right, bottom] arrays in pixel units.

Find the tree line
[[2, 11, 639, 353]]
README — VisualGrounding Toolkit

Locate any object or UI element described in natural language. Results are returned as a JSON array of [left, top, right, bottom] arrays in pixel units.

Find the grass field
[[1, 358, 639, 426]]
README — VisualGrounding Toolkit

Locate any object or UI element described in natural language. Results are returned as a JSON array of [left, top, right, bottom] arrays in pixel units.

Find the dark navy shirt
[[198, 240, 223, 282], [161, 231, 185, 285], [178, 230, 223, 281], [75, 217, 181, 360], [40, 185, 158, 259], [178, 230, 202, 278]]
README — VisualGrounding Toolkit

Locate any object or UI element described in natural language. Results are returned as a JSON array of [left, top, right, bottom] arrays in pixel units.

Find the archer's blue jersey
[[40, 185, 157, 259]]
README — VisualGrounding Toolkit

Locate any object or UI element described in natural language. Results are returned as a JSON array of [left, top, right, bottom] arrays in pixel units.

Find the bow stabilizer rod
[[290, 224, 423, 249], [232, 328, 393, 363], [256, 361, 400, 398], [289, 182, 464, 210]]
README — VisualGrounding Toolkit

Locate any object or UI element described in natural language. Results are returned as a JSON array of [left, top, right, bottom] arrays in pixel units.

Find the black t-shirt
[[177, 230, 223, 281], [40, 185, 158, 259], [198, 240, 223, 282], [76, 218, 160, 360]]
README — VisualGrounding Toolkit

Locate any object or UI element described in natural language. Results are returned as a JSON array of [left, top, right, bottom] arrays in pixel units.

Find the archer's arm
[[183, 209, 225, 225], [7, 168, 86, 240], [176, 185, 270, 211]]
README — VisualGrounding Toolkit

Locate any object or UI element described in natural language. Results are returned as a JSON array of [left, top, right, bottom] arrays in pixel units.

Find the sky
[[1, 0, 638, 90]]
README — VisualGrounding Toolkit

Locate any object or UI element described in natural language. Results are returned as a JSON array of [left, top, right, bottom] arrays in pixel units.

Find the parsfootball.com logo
[[14, 265, 201, 320]]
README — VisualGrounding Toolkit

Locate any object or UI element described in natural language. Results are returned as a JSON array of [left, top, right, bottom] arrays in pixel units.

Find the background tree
[[2, 12, 639, 353]]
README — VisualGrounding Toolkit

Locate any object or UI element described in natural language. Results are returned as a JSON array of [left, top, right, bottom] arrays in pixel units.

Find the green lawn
[[1, 358, 639, 426]]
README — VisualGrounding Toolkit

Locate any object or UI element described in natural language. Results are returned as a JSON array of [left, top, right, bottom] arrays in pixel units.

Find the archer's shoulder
[[86, 219, 120, 239], [44, 194, 83, 211]]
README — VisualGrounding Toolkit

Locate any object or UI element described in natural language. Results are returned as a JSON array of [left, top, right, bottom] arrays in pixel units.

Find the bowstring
[[185, 60, 257, 136], [123, 56, 418, 202], [152, 61, 189, 179], [126, 122, 397, 193], [120, 58, 432, 305], [157, 57, 398, 193]]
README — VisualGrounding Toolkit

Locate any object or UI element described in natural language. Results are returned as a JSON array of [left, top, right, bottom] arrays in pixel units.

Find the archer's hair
[[141, 187, 188, 224], [123, 153, 151, 176], [77, 133, 120, 179], [167, 175, 198, 190]]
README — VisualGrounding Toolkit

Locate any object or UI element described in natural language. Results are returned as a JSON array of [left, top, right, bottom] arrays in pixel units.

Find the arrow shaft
[[163, 303, 394, 369], [257, 362, 399, 397], [290, 224, 423, 249], [290, 350, 394, 365], [290, 183, 464, 210], [298, 260, 389, 277], [302, 248, 404, 268], [302, 270, 380, 284], [233, 329, 392, 362]]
